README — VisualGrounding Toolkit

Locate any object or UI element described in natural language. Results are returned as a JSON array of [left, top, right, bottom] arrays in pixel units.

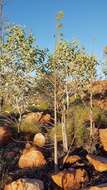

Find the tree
[[54, 41, 98, 150], [0, 25, 45, 119], [71, 51, 98, 147], [53, 11, 64, 170]]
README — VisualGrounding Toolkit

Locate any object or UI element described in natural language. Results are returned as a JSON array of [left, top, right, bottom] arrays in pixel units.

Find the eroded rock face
[[86, 154, 107, 172], [22, 112, 51, 125], [4, 178, 44, 190], [52, 168, 89, 190], [33, 133, 45, 147], [0, 126, 12, 145], [89, 183, 107, 190], [18, 146, 46, 168], [22, 112, 43, 124], [40, 114, 51, 124], [99, 129, 107, 152], [63, 155, 81, 164]]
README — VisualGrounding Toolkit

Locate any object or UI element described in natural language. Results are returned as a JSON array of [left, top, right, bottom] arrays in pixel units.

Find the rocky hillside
[[92, 80, 107, 111], [82, 80, 107, 111]]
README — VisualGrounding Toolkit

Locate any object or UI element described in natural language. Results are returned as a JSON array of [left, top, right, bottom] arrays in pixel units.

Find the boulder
[[99, 129, 107, 151], [22, 112, 43, 124], [52, 168, 89, 190], [33, 133, 45, 147], [4, 178, 44, 190], [18, 146, 46, 168], [88, 183, 107, 190], [0, 126, 12, 145], [86, 154, 107, 172], [63, 155, 81, 164], [22, 112, 51, 125], [40, 114, 51, 124]]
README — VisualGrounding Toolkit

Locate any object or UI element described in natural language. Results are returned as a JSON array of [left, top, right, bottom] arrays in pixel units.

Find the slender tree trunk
[[0, 0, 4, 113], [90, 90, 93, 138], [65, 64, 69, 112], [89, 77, 93, 151], [16, 98, 22, 133], [54, 70, 58, 171], [63, 63, 69, 152], [65, 70, 69, 139], [66, 85, 69, 112], [62, 104, 68, 152], [53, 11, 64, 171]]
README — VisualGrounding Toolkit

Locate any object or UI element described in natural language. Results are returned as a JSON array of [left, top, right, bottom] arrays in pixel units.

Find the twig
[[63, 135, 75, 164]]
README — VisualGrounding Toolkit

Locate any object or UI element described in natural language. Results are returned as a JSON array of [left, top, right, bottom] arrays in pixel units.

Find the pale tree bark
[[0, 0, 4, 112], [53, 11, 64, 171], [65, 63, 69, 112], [62, 104, 68, 152], [89, 75, 94, 151], [16, 97, 22, 133], [62, 62, 69, 153], [89, 88, 93, 138], [54, 68, 58, 171], [65, 63, 69, 135]]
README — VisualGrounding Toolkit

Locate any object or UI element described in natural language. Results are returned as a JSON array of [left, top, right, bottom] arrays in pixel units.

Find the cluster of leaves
[[0, 25, 46, 113]]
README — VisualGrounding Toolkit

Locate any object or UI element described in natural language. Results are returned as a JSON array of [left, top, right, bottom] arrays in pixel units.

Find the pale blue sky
[[4, 0, 107, 62]]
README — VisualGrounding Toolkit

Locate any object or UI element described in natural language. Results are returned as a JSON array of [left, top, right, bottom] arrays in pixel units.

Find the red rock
[[89, 183, 107, 190], [63, 155, 81, 164], [40, 114, 51, 124], [86, 154, 107, 172], [23, 112, 43, 124], [0, 126, 12, 145], [4, 178, 44, 190], [99, 129, 107, 151], [18, 146, 46, 168], [52, 168, 88, 190]]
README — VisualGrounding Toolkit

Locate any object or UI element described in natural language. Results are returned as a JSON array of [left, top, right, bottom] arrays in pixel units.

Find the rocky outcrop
[[20, 112, 51, 133], [88, 183, 107, 190], [86, 154, 107, 172], [92, 80, 107, 95], [4, 178, 44, 190], [63, 155, 81, 164], [83, 80, 107, 111], [99, 129, 107, 151], [39, 114, 51, 124], [51, 168, 89, 190], [22, 112, 43, 124], [18, 146, 46, 168], [94, 99, 107, 111], [22, 112, 51, 125], [0, 126, 12, 145], [92, 80, 107, 111]]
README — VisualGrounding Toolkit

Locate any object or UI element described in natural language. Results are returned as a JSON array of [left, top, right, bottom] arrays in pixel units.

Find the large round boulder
[[33, 133, 45, 147], [18, 146, 46, 168]]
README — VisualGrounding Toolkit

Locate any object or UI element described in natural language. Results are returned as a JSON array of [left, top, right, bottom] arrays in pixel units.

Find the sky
[[3, 0, 107, 62]]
